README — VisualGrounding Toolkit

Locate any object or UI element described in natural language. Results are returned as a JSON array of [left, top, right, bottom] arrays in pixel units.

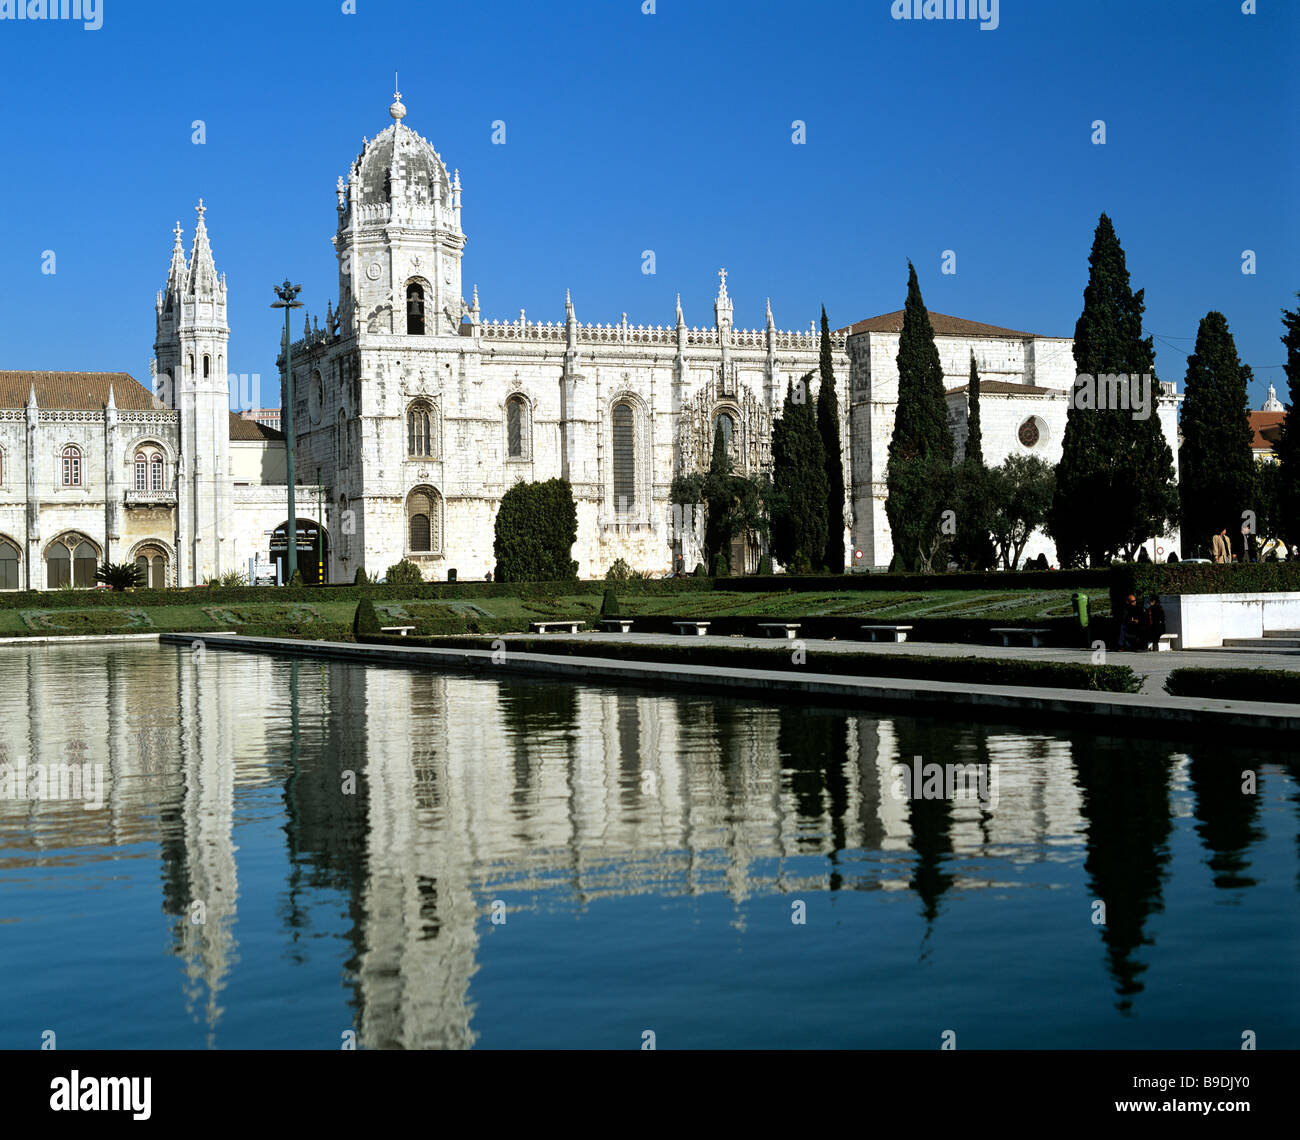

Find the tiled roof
[[946, 380, 1057, 396], [1249, 410, 1286, 450], [836, 310, 1042, 339], [229, 414, 284, 441], [0, 370, 161, 410]]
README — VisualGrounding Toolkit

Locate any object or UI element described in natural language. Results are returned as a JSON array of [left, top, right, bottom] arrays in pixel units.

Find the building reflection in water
[[0, 644, 1290, 1046]]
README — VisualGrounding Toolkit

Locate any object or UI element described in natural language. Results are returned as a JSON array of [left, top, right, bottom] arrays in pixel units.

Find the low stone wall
[[1163, 591, 1300, 648]]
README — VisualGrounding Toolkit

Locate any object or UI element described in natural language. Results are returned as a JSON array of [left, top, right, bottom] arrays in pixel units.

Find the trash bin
[[1072, 592, 1089, 645], [447, 568, 457, 583]]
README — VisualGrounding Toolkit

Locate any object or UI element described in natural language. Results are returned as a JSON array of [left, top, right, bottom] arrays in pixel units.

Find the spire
[[765, 297, 774, 329], [675, 292, 684, 327], [714, 267, 733, 331], [186, 200, 218, 295], [389, 75, 406, 122], [106, 383, 116, 411], [27, 384, 38, 410], [565, 288, 575, 323], [1263, 382, 1284, 412], [166, 220, 188, 296]]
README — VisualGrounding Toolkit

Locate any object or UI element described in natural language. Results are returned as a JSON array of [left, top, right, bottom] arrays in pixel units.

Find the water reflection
[[0, 643, 1293, 1048]]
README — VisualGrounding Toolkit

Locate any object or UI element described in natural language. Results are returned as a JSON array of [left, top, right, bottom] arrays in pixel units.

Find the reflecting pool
[[0, 643, 1296, 1049]]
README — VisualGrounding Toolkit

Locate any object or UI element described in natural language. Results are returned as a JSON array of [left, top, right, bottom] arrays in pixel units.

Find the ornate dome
[[351, 111, 449, 210]]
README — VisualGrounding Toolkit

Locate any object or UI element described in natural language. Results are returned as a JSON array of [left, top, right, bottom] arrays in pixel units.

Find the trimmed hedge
[[1111, 561, 1300, 609], [361, 634, 1142, 693], [1164, 667, 1300, 703]]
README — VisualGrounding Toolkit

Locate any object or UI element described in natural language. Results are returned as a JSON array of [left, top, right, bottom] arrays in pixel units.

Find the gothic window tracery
[[407, 400, 436, 458], [506, 395, 530, 460], [612, 402, 636, 513], [406, 486, 443, 553]]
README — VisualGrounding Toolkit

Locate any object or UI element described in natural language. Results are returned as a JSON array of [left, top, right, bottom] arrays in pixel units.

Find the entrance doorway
[[270, 519, 329, 585]]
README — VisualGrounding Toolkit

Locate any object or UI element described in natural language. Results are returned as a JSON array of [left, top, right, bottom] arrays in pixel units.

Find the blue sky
[[0, 0, 1295, 407]]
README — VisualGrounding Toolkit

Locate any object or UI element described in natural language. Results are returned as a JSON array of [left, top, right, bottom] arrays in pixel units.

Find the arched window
[[506, 396, 529, 459], [61, 446, 83, 487], [612, 403, 635, 513], [407, 401, 434, 457], [133, 544, 168, 589], [151, 455, 164, 492], [134, 453, 147, 491], [715, 411, 735, 450], [0, 539, 19, 591], [406, 282, 426, 335], [134, 448, 165, 492], [203, 354, 211, 379], [187, 354, 193, 379], [46, 534, 98, 588], [406, 487, 442, 553]]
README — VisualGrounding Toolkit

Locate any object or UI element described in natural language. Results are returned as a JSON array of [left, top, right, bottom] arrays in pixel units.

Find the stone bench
[[1155, 633, 1178, 652], [600, 619, 634, 633], [380, 625, 416, 637], [673, 621, 711, 636], [757, 622, 800, 640], [991, 627, 1051, 648], [529, 620, 584, 634], [860, 624, 912, 643]]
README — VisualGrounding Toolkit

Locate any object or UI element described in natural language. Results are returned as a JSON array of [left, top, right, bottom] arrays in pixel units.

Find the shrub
[[1111, 561, 1300, 611], [385, 559, 424, 586], [94, 561, 145, 591], [601, 588, 620, 618], [757, 555, 773, 576], [494, 478, 579, 582], [606, 558, 633, 584], [287, 570, 304, 587], [353, 566, 377, 585], [1164, 667, 1300, 703], [712, 552, 730, 578], [352, 599, 380, 639], [693, 562, 708, 578]]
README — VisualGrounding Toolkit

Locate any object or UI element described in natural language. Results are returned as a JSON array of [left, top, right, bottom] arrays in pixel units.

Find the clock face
[[1018, 418, 1040, 447]]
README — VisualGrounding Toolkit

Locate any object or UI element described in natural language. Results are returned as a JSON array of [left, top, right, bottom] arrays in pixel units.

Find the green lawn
[[0, 587, 1106, 637]]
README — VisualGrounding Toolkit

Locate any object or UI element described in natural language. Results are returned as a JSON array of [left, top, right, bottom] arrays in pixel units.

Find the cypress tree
[[953, 352, 996, 569], [704, 420, 732, 572], [816, 305, 845, 573], [771, 374, 828, 571], [1049, 214, 1176, 565], [885, 262, 954, 572], [1179, 312, 1256, 558], [1275, 294, 1300, 551]]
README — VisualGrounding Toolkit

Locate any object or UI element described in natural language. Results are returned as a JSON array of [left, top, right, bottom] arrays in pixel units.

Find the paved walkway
[[499, 631, 1300, 693]]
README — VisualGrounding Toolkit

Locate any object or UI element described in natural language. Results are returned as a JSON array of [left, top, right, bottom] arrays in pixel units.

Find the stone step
[[1221, 637, 1300, 650], [1263, 629, 1300, 638]]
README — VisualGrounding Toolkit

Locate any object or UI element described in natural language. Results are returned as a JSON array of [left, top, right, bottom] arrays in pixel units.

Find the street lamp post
[[316, 465, 324, 586], [271, 280, 304, 583]]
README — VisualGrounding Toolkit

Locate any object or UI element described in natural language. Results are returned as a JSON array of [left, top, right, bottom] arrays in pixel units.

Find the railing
[[125, 489, 177, 508]]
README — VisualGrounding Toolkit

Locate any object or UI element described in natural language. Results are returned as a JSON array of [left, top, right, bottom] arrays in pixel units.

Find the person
[[1212, 528, 1232, 564], [1244, 530, 1259, 563], [484, 569, 493, 582], [1117, 593, 1143, 650], [1167, 551, 1180, 563], [1145, 593, 1166, 651]]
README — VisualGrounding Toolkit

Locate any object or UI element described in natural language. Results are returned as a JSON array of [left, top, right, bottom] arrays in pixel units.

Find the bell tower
[[334, 90, 467, 338], [154, 201, 232, 584]]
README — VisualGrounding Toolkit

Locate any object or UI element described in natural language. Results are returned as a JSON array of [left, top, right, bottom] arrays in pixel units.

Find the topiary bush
[[756, 555, 773, 576], [353, 599, 380, 639], [494, 478, 579, 582], [1164, 667, 1300, 703], [353, 566, 374, 585], [601, 588, 620, 618], [693, 562, 708, 578], [385, 559, 424, 586], [711, 552, 730, 578]]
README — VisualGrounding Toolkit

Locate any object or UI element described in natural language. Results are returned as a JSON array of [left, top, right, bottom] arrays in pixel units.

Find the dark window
[[407, 404, 432, 456], [407, 283, 426, 335], [73, 542, 97, 587], [407, 487, 440, 553], [203, 355, 211, 379], [410, 513, 431, 552], [507, 398, 523, 458], [716, 412, 735, 449], [48, 547, 70, 588], [0, 540, 18, 590], [612, 403, 635, 513]]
